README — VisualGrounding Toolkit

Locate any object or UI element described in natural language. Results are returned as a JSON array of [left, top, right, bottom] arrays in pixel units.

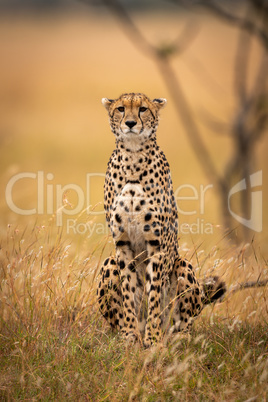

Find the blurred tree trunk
[[98, 0, 268, 242]]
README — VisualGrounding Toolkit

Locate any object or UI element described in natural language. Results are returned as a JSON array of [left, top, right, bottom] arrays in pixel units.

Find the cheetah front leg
[[143, 242, 163, 348], [116, 240, 140, 343]]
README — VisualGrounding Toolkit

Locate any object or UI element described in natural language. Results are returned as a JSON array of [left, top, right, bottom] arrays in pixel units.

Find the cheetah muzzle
[[97, 92, 226, 347]]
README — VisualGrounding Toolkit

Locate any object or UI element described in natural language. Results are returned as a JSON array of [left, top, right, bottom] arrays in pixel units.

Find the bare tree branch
[[170, 0, 268, 49], [156, 57, 223, 186], [225, 278, 268, 299], [233, 7, 252, 103]]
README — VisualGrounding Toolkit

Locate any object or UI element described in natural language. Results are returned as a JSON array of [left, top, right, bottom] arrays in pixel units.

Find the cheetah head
[[102, 93, 166, 147]]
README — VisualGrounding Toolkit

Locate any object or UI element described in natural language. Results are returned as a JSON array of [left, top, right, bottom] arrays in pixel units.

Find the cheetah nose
[[125, 120, 137, 129]]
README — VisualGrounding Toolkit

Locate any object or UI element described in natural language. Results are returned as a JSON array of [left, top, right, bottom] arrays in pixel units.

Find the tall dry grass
[[0, 220, 267, 400]]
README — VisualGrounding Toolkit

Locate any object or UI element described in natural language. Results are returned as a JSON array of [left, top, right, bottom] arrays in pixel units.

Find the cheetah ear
[[153, 98, 167, 110], [102, 98, 114, 111]]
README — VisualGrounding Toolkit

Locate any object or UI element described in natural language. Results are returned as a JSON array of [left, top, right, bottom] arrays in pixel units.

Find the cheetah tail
[[201, 276, 226, 305]]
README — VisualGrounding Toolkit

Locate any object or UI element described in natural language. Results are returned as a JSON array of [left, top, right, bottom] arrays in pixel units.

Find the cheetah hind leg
[[165, 258, 203, 334], [97, 256, 124, 331]]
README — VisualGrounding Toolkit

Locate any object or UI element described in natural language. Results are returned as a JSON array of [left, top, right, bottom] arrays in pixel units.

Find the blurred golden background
[[0, 0, 267, 254]]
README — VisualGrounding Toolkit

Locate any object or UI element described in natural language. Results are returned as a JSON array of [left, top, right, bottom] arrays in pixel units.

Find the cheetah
[[97, 93, 225, 347]]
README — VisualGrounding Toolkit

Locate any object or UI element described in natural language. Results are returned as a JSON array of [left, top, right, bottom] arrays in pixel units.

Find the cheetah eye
[[140, 107, 148, 113], [117, 106, 124, 113]]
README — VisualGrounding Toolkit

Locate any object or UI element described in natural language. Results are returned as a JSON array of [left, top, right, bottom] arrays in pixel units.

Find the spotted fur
[[97, 93, 225, 347]]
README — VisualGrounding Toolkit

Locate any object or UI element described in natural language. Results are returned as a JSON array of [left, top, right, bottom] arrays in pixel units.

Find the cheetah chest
[[113, 183, 147, 254]]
